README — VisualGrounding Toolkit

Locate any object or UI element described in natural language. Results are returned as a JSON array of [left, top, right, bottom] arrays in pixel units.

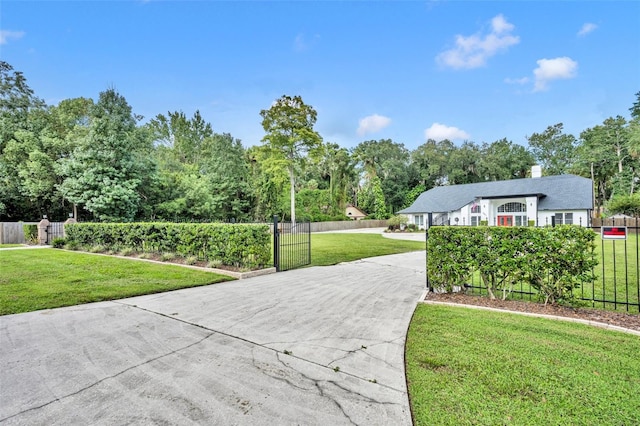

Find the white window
[[565, 213, 573, 225], [555, 213, 563, 225], [471, 204, 481, 214], [471, 216, 480, 226], [515, 215, 527, 226], [414, 215, 424, 227], [554, 213, 573, 225], [498, 202, 526, 213]]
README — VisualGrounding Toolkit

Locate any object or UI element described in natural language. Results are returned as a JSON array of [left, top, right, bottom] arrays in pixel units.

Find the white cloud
[[578, 23, 598, 37], [0, 30, 25, 45], [424, 123, 470, 141], [533, 57, 578, 92], [504, 76, 530, 85], [357, 114, 391, 136], [436, 14, 520, 69]]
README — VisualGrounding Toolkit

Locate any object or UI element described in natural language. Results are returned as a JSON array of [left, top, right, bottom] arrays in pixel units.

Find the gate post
[[37, 217, 50, 245], [273, 215, 280, 272], [425, 212, 433, 291]]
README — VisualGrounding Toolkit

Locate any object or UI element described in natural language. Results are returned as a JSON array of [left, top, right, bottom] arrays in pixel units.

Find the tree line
[[1, 61, 639, 222]]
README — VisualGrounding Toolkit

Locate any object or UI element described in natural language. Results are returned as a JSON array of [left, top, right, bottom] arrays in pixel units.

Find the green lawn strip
[[406, 304, 640, 426], [310, 233, 424, 266], [0, 249, 234, 315]]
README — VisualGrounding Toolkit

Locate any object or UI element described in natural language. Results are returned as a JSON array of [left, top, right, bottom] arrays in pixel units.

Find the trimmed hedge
[[427, 226, 597, 304], [22, 224, 38, 244], [65, 222, 271, 269]]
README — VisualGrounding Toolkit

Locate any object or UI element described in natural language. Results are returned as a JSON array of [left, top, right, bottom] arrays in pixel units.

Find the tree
[[201, 133, 253, 221], [448, 141, 482, 185], [352, 139, 414, 213], [527, 123, 577, 175], [630, 91, 640, 120], [357, 175, 388, 219], [149, 110, 213, 165], [411, 139, 456, 189], [0, 61, 45, 151], [0, 62, 47, 219], [58, 89, 153, 221], [478, 139, 534, 181], [576, 116, 634, 212], [260, 95, 322, 224]]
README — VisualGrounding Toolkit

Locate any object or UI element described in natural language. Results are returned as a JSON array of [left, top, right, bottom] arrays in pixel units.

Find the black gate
[[45, 222, 65, 244], [273, 216, 311, 272], [587, 218, 640, 312]]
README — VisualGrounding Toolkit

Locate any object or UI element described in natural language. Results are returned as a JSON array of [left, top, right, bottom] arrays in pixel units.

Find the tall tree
[[59, 89, 153, 221], [149, 110, 213, 165], [577, 116, 634, 212], [411, 139, 456, 189], [448, 141, 482, 184], [0, 62, 47, 219], [527, 123, 577, 175], [353, 139, 413, 213], [0, 61, 45, 151], [201, 133, 253, 221], [478, 139, 534, 181], [630, 91, 640, 120], [260, 95, 322, 224]]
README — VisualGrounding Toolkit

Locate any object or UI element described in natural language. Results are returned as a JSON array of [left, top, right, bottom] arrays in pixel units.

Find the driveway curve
[[1, 251, 426, 425]]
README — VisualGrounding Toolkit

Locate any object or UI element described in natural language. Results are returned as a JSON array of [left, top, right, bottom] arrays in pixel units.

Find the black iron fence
[[426, 215, 640, 313], [273, 216, 311, 272], [45, 222, 65, 244]]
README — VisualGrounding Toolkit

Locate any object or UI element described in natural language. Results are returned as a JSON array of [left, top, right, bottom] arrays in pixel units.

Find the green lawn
[[310, 233, 424, 266], [1, 233, 424, 315], [0, 249, 233, 315], [406, 304, 640, 426], [0, 244, 23, 248]]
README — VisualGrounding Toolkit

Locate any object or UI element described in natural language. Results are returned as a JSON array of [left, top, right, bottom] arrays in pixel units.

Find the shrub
[[427, 226, 597, 304], [160, 252, 176, 261], [65, 222, 271, 269], [119, 247, 135, 256], [23, 224, 38, 244], [51, 237, 66, 248], [387, 215, 409, 230], [207, 259, 223, 269], [607, 194, 640, 216]]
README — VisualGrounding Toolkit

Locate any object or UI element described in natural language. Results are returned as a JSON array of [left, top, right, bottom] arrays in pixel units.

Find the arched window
[[470, 204, 481, 214], [497, 202, 526, 213]]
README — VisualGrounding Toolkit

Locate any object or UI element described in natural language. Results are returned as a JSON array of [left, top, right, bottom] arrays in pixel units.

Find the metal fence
[[426, 216, 640, 313], [45, 222, 66, 244], [273, 216, 311, 272]]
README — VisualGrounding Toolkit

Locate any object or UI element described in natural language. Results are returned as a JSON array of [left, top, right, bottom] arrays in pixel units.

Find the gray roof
[[397, 174, 593, 214]]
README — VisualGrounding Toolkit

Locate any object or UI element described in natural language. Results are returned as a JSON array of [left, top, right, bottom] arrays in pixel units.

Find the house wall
[[537, 210, 590, 227]]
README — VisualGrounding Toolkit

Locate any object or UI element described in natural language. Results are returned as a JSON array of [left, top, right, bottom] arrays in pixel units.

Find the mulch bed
[[425, 292, 640, 333]]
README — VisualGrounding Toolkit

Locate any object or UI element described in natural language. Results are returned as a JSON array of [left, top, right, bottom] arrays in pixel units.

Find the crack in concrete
[[225, 301, 283, 330], [0, 331, 216, 423], [2, 301, 409, 423], [273, 353, 402, 426]]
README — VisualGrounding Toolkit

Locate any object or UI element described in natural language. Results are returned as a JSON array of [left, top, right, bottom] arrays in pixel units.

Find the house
[[345, 205, 367, 220], [397, 167, 593, 229]]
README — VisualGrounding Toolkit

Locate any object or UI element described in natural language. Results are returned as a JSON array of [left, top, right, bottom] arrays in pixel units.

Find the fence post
[[425, 212, 433, 291], [273, 215, 280, 272], [37, 217, 50, 245]]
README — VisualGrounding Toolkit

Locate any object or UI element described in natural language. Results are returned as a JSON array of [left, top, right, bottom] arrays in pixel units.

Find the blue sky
[[1, 1, 639, 151]]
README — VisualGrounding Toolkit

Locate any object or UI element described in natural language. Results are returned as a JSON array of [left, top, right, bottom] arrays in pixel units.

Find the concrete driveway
[[0, 251, 426, 425]]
